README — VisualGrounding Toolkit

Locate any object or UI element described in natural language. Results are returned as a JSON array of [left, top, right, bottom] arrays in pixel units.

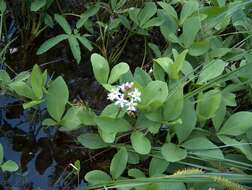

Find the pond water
[[0, 95, 88, 190]]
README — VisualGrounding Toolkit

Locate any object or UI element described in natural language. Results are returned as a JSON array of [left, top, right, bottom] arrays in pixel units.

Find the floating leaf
[[78, 133, 108, 149], [1, 160, 18, 172], [46, 76, 69, 122], [31, 64, 43, 99]]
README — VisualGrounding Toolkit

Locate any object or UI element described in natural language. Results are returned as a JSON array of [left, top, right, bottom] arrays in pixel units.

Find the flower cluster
[[107, 82, 141, 112]]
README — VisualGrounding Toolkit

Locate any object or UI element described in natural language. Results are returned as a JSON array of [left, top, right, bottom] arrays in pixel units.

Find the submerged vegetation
[[1, 0, 252, 189]]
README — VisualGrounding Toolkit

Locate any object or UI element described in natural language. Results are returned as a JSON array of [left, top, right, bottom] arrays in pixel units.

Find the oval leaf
[[161, 143, 187, 162], [1, 160, 18, 172], [91, 53, 110, 84], [219, 111, 252, 136], [46, 76, 69, 122], [130, 131, 151, 155], [110, 147, 128, 179], [85, 170, 111, 185], [108, 62, 129, 84], [77, 133, 108, 149]]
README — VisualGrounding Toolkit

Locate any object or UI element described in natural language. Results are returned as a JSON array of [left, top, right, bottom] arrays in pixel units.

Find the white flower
[[107, 89, 120, 101], [129, 88, 141, 102], [114, 94, 127, 108], [119, 82, 134, 92], [126, 100, 137, 112], [107, 82, 141, 112]]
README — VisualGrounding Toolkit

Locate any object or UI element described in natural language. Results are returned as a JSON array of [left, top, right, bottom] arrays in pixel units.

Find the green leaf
[[188, 40, 210, 56], [101, 103, 126, 118], [98, 129, 116, 143], [78, 133, 108, 149], [68, 36, 81, 64], [182, 137, 224, 159], [0, 144, 3, 164], [142, 17, 164, 29], [217, 0, 226, 7], [60, 107, 82, 131], [23, 100, 43, 109], [209, 48, 230, 58], [149, 157, 169, 177], [76, 4, 100, 29], [31, 64, 43, 99], [134, 67, 152, 87], [44, 13, 54, 28], [46, 76, 69, 122], [0, 0, 7, 13], [138, 2, 157, 27], [108, 62, 129, 84], [110, 147, 128, 179], [180, 1, 199, 25], [218, 112, 252, 136], [218, 135, 252, 161], [170, 49, 188, 80], [78, 109, 96, 125], [0, 70, 11, 86], [37, 34, 68, 55], [212, 101, 226, 131], [128, 152, 140, 164], [85, 170, 111, 185], [131, 131, 151, 155], [91, 53, 110, 84], [136, 114, 160, 134], [9, 81, 35, 99], [140, 81, 168, 111], [95, 116, 131, 133], [158, 2, 178, 20], [163, 86, 184, 121], [161, 143, 187, 162], [128, 168, 145, 178], [77, 35, 93, 51], [180, 16, 201, 48], [30, 0, 46, 11], [1, 160, 18, 172], [197, 59, 226, 84], [174, 99, 196, 143], [153, 57, 173, 74], [42, 118, 57, 126], [54, 14, 72, 34], [196, 89, 222, 121], [159, 182, 186, 190]]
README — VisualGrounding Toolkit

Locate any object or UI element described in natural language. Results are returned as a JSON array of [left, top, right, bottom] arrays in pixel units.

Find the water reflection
[[0, 96, 87, 190]]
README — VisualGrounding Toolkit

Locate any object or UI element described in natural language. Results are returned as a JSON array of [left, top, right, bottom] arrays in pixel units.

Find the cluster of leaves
[[1, 0, 252, 189]]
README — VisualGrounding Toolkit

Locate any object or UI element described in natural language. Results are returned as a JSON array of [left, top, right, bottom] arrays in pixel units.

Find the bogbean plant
[[1, 50, 252, 189], [1, 0, 252, 189]]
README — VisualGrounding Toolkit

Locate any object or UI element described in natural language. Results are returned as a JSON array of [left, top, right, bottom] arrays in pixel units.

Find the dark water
[[0, 95, 88, 190]]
